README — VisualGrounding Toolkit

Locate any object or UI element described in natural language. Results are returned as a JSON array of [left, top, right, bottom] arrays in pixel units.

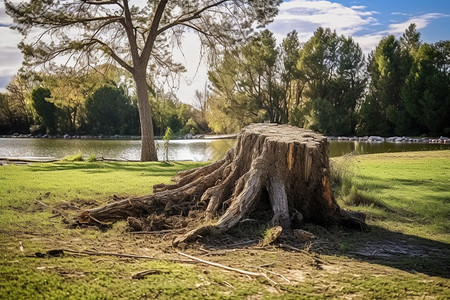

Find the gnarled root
[[77, 124, 367, 245]]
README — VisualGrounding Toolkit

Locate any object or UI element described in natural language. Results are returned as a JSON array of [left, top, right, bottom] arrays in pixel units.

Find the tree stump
[[78, 123, 366, 245]]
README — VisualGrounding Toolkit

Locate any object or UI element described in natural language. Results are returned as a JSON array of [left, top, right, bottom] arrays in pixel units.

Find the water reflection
[[0, 138, 448, 161], [0, 138, 237, 161]]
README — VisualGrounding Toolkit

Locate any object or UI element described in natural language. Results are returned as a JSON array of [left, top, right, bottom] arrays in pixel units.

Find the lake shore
[[0, 133, 239, 140], [2, 132, 448, 144]]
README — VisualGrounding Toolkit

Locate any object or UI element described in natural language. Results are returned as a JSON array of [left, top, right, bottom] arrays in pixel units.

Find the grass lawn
[[0, 151, 449, 299]]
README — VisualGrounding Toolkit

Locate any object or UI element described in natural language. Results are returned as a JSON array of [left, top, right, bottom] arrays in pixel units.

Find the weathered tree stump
[[78, 123, 366, 245]]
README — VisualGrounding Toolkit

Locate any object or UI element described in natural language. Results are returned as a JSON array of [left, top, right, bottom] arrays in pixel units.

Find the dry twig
[[176, 251, 278, 285]]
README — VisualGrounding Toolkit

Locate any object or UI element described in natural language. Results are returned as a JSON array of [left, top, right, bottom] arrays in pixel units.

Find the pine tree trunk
[[78, 124, 366, 244]]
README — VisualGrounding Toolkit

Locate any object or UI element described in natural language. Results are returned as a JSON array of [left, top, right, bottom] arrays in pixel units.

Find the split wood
[[176, 251, 278, 285]]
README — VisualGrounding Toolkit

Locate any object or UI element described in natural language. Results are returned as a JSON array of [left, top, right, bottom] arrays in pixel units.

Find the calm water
[[0, 138, 448, 161]]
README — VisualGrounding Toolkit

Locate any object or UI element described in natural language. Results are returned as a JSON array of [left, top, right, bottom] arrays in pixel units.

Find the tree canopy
[[6, 0, 282, 160], [2, 19, 448, 138], [206, 25, 448, 137]]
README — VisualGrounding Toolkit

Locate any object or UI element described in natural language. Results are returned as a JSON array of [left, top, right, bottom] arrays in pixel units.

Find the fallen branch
[[130, 229, 186, 235], [176, 251, 278, 285], [257, 267, 291, 284], [58, 248, 196, 264], [131, 269, 167, 279]]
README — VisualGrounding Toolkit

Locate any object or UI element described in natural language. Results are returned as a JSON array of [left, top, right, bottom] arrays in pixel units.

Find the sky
[[0, 0, 449, 105]]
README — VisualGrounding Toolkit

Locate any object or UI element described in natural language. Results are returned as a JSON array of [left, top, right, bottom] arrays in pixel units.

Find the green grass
[[1, 152, 449, 299], [331, 151, 450, 243], [62, 152, 84, 162]]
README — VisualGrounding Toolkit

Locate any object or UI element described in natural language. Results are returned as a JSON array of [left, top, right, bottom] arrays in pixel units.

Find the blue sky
[[0, 0, 449, 103]]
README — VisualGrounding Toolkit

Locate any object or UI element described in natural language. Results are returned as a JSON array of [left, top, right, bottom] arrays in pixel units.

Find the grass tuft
[[330, 153, 355, 198], [62, 151, 84, 162], [87, 153, 97, 162], [344, 186, 390, 210]]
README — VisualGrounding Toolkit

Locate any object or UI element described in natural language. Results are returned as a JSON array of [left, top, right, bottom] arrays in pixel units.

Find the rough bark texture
[[78, 124, 366, 244], [134, 70, 158, 162]]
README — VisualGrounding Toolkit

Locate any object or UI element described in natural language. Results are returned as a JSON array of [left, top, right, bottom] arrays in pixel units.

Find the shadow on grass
[[201, 222, 449, 279], [355, 174, 449, 193], [302, 224, 449, 279]]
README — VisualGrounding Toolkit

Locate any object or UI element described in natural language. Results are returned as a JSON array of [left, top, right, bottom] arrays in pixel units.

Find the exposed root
[[77, 124, 367, 245]]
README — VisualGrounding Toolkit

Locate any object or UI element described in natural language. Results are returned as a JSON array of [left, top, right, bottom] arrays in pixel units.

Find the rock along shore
[[1, 132, 448, 144]]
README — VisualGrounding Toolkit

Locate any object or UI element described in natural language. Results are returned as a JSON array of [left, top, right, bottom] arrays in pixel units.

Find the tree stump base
[[78, 124, 366, 245]]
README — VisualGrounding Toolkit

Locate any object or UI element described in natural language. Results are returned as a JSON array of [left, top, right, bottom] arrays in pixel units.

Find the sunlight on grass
[[332, 150, 450, 242], [1, 153, 449, 299]]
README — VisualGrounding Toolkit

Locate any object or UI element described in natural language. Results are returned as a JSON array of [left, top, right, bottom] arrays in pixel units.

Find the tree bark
[[134, 70, 158, 161], [78, 123, 366, 244]]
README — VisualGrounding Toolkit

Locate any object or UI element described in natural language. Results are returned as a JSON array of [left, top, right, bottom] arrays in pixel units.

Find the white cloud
[[268, 0, 378, 39], [0, 21, 23, 90], [351, 13, 450, 53], [267, 1, 449, 55], [391, 12, 412, 16], [387, 13, 448, 35], [351, 6, 366, 10]]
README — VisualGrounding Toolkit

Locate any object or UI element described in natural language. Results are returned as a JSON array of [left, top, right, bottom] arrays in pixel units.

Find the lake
[[0, 137, 449, 161]]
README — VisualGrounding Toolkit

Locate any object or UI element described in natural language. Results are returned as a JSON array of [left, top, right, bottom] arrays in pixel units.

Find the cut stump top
[[241, 123, 325, 146]]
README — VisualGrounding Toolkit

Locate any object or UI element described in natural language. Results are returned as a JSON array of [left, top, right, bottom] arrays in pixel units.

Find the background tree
[[383, 24, 423, 135], [6, 0, 282, 161], [0, 75, 31, 134], [279, 30, 304, 126], [296, 28, 366, 135], [85, 86, 138, 135], [207, 50, 264, 133], [358, 35, 404, 135], [402, 43, 450, 135], [192, 87, 211, 133], [41, 65, 125, 134], [207, 30, 283, 132], [31, 87, 58, 134]]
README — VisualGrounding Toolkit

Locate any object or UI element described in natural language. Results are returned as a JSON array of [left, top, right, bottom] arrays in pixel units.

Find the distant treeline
[[1, 24, 448, 137], [0, 65, 208, 137]]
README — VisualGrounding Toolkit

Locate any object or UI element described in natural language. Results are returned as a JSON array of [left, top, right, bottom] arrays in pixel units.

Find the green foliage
[[87, 153, 97, 162], [0, 76, 30, 134], [149, 92, 200, 136], [296, 28, 366, 135], [206, 24, 448, 137], [402, 43, 450, 135], [208, 27, 366, 135], [85, 86, 139, 135], [31, 87, 58, 134], [359, 24, 449, 136], [207, 30, 285, 133]]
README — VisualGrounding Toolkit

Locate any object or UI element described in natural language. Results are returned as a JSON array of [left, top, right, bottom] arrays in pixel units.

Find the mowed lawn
[[332, 150, 449, 243], [0, 151, 449, 299]]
